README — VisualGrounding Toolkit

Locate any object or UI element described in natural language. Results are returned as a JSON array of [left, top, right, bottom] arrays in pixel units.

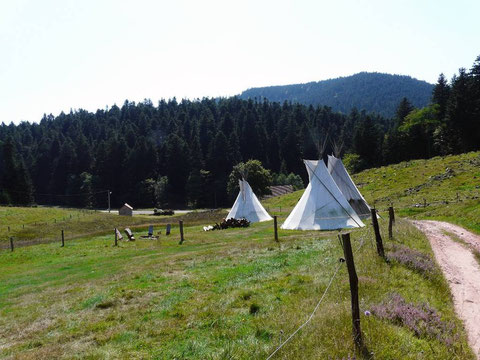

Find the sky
[[1, 0, 479, 124]]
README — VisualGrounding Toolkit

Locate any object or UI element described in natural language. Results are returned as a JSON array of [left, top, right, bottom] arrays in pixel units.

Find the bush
[[343, 153, 366, 174], [387, 244, 435, 276], [227, 160, 272, 197], [272, 172, 304, 190], [371, 293, 457, 345]]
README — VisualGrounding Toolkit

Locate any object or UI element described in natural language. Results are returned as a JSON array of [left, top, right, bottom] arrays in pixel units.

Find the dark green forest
[[240, 72, 434, 117], [1, 56, 479, 209]]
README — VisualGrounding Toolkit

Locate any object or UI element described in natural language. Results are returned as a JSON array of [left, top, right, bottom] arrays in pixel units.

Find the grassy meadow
[[0, 209, 474, 359], [1, 151, 479, 358], [0, 207, 224, 249]]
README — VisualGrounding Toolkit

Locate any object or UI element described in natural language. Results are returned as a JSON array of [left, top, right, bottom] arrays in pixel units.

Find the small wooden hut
[[119, 203, 133, 216]]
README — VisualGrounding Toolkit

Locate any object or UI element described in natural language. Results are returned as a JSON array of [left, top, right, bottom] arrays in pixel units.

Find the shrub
[[343, 153, 365, 174], [371, 293, 457, 345], [387, 244, 435, 275]]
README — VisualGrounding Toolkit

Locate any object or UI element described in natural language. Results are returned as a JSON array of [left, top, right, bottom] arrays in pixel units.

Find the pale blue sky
[[1, 0, 478, 124]]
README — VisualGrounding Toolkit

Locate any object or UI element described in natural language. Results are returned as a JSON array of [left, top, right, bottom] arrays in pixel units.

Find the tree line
[[1, 55, 479, 209]]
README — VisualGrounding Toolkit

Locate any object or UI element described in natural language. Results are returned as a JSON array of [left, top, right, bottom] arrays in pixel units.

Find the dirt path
[[412, 220, 480, 359]]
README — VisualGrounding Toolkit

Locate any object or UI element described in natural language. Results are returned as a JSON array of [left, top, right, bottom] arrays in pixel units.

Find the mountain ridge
[[239, 72, 434, 117]]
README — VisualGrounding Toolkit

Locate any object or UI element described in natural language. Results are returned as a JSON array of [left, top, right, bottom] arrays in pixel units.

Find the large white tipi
[[327, 155, 371, 219], [281, 160, 365, 230], [227, 179, 273, 223]]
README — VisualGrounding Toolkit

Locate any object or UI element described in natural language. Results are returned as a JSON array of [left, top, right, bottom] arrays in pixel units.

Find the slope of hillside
[[264, 151, 480, 233], [239, 72, 434, 117]]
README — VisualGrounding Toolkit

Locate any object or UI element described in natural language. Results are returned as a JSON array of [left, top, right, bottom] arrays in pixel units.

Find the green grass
[[0, 206, 226, 247], [0, 211, 473, 359], [264, 151, 480, 234], [2, 152, 479, 358]]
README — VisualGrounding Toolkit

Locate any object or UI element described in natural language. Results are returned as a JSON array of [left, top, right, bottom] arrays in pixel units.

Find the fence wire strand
[[266, 234, 368, 359]]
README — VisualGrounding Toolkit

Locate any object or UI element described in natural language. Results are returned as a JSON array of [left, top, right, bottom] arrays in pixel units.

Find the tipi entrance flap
[[239, 179, 246, 202], [281, 159, 365, 230]]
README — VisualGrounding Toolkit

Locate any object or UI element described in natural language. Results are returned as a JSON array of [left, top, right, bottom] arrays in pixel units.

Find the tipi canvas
[[281, 160, 365, 230], [227, 179, 273, 223], [327, 155, 371, 218]]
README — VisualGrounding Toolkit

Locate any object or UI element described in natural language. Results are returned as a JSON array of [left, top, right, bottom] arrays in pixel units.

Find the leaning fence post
[[114, 228, 118, 246], [10, 237, 14, 252], [61, 229, 65, 247], [371, 208, 385, 258], [273, 216, 279, 243], [179, 221, 184, 245], [388, 206, 394, 239], [342, 232, 363, 348]]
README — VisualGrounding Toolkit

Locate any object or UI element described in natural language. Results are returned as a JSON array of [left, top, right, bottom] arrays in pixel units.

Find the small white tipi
[[227, 179, 273, 223], [281, 160, 365, 230], [327, 155, 371, 219]]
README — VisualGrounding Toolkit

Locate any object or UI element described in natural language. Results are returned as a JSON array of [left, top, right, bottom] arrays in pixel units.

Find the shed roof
[[121, 203, 133, 210]]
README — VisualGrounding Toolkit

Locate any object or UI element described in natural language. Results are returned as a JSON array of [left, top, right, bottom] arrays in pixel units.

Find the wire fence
[[0, 207, 178, 250], [2, 200, 389, 357], [0, 220, 177, 251], [265, 234, 369, 359], [0, 209, 95, 243]]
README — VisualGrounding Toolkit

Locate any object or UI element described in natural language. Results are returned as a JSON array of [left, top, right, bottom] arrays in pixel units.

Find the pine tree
[[164, 134, 190, 207], [395, 97, 414, 127], [432, 73, 450, 121], [445, 69, 471, 152], [1, 138, 34, 205], [206, 131, 231, 206]]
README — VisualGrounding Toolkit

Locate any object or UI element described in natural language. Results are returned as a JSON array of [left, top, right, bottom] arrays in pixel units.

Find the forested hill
[[1, 55, 479, 209], [239, 72, 434, 117]]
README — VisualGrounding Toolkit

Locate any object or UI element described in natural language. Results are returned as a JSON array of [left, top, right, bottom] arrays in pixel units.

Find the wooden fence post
[[371, 208, 385, 258], [61, 230, 65, 247], [179, 221, 184, 245], [10, 237, 14, 252], [423, 198, 427, 208], [8, 226, 10, 232], [388, 206, 394, 240], [114, 228, 118, 246], [341, 233, 363, 348], [274, 216, 279, 243]]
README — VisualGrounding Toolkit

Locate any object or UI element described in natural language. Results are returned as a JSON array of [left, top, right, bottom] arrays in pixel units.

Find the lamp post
[[108, 190, 112, 213]]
